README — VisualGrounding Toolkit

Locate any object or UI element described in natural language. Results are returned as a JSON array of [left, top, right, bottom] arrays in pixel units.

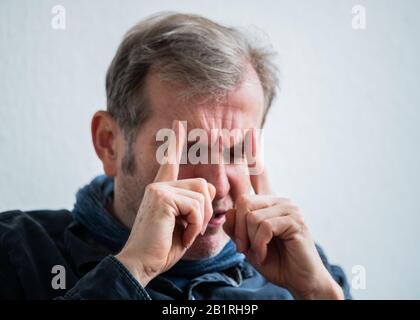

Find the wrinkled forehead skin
[[145, 64, 265, 142]]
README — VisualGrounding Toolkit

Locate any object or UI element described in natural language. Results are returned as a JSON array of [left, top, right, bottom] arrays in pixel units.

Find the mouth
[[207, 210, 227, 228]]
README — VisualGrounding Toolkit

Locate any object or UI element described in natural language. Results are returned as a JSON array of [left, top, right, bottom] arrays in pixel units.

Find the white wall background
[[1, 0, 419, 299]]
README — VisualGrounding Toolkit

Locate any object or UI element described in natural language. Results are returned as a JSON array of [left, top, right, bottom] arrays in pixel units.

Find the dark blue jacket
[[0, 209, 351, 300]]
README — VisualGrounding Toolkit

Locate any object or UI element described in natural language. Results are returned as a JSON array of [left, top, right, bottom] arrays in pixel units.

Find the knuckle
[[145, 183, 160, 195], [236, 194, 250, 208], [295, 214, 305, 229], [294, 204, 301, 212], [192, 199, 201, 212], [147, 184, 167, 199], [287, 214, 304, 233], [260, 220, 272, 234], [154, 189, 167, 200], [246, 211, 260, 226], [245, 211, 254, 224], [277, 197, 292, 204], [285, 216, 296, 228], [196, 177, 207, 187], [289, 204, 300, 214]]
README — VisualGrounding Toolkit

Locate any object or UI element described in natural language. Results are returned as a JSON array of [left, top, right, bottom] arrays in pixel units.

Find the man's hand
[[224, 162, 344, 300], [115, 120, 215, 287]]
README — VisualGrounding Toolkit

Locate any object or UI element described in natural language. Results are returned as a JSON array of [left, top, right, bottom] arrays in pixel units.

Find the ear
[[91, 111, 119, 177]]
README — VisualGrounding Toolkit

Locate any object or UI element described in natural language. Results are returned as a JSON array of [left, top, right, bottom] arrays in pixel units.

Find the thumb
[[208, 183, 216, 200], [223, 208, 236, 239]]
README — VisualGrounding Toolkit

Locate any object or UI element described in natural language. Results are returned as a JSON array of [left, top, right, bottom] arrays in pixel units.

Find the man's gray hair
[[106, 12, 278, 172]]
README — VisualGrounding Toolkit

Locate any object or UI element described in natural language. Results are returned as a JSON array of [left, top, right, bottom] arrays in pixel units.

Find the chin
[[182, 227, 230, 260]]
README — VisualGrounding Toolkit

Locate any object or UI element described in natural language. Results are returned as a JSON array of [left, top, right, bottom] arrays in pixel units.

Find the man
[[0, 12, 351, 300]]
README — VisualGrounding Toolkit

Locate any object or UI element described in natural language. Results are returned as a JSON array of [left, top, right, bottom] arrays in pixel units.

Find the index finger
[[154, 120, 186, 182], [250, 169, 271, 195], [247, 128, 271, 195]]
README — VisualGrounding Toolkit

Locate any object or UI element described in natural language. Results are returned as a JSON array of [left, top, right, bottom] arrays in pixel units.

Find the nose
[[193, 164, 230, 200]]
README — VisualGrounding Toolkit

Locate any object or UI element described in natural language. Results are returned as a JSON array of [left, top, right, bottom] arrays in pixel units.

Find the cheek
[[226, 165, 252, 200], [131, 142, 160, 184]]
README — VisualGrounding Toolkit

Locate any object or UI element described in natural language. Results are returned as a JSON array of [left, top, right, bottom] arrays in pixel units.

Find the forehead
[[145, 65, 265, 132]]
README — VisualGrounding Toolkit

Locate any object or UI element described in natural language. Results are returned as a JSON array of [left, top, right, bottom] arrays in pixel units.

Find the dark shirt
[[0, 209, 351, 300]]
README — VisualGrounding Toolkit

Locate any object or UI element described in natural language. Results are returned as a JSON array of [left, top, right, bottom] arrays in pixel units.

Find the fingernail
[[201, 224, 208, 235]]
